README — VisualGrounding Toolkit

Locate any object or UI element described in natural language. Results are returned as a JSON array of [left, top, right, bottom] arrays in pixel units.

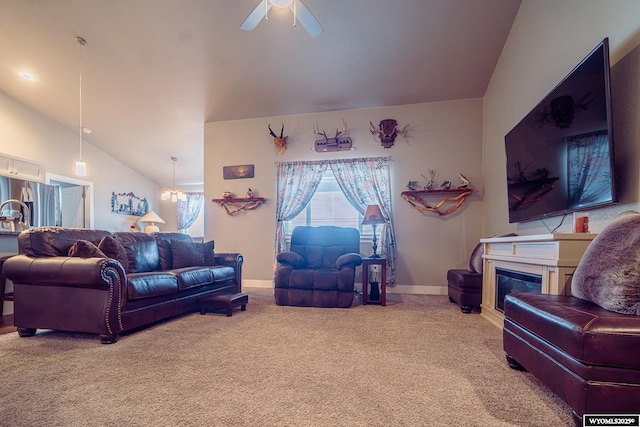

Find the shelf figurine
[[457, 173, 470, 188], [422, 169, 437, 190]]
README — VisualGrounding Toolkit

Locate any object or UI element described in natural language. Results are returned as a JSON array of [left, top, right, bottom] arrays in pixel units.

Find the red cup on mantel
[[573, 213, 589, 233]]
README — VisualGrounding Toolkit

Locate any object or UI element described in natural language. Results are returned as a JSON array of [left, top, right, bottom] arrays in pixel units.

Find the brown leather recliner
[[274, 226, 362, 308]]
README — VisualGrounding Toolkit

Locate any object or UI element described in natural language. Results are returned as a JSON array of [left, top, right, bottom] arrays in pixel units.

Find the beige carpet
[[0, 288, 572, 426]]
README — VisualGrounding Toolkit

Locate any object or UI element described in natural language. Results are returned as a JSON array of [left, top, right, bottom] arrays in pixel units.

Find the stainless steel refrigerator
[[0, 176, 62, 229]]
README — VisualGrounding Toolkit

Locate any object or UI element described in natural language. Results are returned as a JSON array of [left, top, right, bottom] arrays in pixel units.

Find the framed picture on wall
[[223, 164, 254, 179]]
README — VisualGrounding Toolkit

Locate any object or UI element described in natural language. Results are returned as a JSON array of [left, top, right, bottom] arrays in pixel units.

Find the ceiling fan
[[240, 0, 324, 38]]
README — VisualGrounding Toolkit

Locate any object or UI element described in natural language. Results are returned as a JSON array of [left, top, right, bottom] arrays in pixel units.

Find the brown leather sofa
[[503, 292, 640, 425], [3, 227, 243, 344]]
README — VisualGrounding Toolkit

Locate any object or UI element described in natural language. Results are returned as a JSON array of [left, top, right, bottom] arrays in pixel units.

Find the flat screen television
[[504, 38, 616, 223]]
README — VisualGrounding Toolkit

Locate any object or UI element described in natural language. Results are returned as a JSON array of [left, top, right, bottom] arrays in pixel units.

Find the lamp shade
[[137, 211, 165, 233], [362, 205, 385, 224], [138, 211, 165, 224]]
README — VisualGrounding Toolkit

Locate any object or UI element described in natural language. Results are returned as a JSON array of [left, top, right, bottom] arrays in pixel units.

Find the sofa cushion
[[202, 240, 216, 265], [127, 272, 179, 300], [154, 232, 194, 270], [172, 239, 205, 268], [171, 265, 235, 291], [571, 211, 640, 315], [113, 233, 161, 274], [68, 240, 106, 258], [19, 227, 111, 257], [98, 235, 129, 271], [171, 267, 212, 291]]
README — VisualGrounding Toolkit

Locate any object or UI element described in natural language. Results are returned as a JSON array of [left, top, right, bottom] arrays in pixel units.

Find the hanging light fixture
[[161, 157, 187, 202], [75, 36, 88, 176]]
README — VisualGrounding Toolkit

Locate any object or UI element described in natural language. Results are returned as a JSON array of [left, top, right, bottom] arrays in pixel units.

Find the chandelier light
[[75, 36, 88, 176], [161, 157, 187, 202]]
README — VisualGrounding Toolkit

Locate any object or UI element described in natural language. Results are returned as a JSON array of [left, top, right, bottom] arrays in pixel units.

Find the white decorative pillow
[[571, 211, 640, 315]]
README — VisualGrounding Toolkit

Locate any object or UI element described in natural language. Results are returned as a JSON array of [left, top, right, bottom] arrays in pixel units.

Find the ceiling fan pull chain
[[293, 0, 297, 28], [265, 0, 269, 21]]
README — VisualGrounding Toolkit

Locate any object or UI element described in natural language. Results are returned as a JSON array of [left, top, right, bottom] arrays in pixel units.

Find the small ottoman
[[199, 293, 248, 317]]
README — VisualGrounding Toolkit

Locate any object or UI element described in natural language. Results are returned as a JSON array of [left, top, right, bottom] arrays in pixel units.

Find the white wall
[[0, 91, 159, 231], [205, 100, 484, 293], [483, 0, 640, 236]]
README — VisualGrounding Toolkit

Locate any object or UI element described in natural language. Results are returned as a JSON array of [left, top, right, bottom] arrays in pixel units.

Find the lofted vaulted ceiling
[[0, 0, 521, 186]]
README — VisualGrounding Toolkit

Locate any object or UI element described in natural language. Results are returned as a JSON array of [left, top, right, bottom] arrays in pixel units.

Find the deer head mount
[[268, 123, 288, 155], [370, 119, 410, 148], [313, 119, 352, 152]]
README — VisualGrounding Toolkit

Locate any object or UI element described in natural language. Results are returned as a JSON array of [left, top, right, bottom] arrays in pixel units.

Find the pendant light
[[75, 36, 88, 176], [161, 157, 187, 202]]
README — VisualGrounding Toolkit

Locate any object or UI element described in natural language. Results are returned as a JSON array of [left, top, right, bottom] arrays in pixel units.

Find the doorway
[[46, 173, 93, 229]]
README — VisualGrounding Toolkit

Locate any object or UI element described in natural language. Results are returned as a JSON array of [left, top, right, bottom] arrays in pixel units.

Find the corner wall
[[0, 91, 159, 231], [483, 0, 640, 236], [205, 100, 484, 293]]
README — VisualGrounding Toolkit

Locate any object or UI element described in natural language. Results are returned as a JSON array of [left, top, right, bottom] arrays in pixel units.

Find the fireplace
[[495, 268, 542, 312], [479, 234, 595, 329]]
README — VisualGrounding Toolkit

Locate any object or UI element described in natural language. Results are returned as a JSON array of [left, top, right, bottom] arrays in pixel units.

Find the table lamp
[[362, 204, 385, 258], [138, 211, 165, 233]]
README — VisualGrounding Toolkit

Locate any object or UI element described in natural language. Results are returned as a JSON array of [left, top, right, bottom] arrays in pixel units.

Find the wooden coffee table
[[198, 293, 248, 317]]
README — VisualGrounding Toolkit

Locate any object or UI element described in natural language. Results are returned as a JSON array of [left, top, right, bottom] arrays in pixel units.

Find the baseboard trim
[[242, 280, 447, 296]]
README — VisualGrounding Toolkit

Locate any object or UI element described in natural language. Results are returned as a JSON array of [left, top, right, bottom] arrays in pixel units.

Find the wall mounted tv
[[504, 38, 616, 223]]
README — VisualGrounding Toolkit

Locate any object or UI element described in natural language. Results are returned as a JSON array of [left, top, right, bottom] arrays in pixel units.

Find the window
[[284, 171, 371, 237]]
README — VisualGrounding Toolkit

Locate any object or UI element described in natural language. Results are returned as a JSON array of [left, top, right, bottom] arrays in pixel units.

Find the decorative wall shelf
[[401, 188, 473, 216], [211, 197, 267, 216]]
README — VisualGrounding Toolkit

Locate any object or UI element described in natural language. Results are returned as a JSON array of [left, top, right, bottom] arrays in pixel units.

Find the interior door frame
[[45, 173, 94, 229]]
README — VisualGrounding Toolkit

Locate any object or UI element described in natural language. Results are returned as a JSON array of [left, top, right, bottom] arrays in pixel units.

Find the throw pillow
[[68, 240, 107, 258], [467, 233, 517, 274], [98, 235, 129, 271], [571, 211, 640, 315], [171, 239, 205, 268], [467, 242, 484, 274], [203, 240, 216, 265]]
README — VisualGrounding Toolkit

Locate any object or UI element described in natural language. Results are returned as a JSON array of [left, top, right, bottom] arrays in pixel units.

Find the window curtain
[[274, 161, 327, 259], [177, 192, 203, 233], [274, 157, 396, 286], [329, 157, 396, 286]]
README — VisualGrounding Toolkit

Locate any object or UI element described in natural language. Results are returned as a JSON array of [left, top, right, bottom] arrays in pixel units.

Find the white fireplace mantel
[[480, 233, 596, 329]]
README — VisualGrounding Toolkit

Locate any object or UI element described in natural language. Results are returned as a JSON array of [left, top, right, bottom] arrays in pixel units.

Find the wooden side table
[[362, 257, 387, 306]]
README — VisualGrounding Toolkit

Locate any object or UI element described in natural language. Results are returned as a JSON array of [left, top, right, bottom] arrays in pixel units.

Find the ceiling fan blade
[[295, 1, 323, 38], [240, 0, 271, 32]]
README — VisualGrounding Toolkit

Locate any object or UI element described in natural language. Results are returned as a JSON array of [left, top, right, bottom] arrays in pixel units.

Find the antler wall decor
[[370, 119, 410, 148], [313, 119, 352, 152], [268, 123, 288, 154]]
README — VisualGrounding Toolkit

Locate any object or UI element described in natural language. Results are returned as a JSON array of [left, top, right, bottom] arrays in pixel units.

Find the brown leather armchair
[[274, 226, 362, 308]]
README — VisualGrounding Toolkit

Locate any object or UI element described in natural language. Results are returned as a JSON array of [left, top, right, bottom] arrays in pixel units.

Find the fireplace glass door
[[496, 268, 542, 312]]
